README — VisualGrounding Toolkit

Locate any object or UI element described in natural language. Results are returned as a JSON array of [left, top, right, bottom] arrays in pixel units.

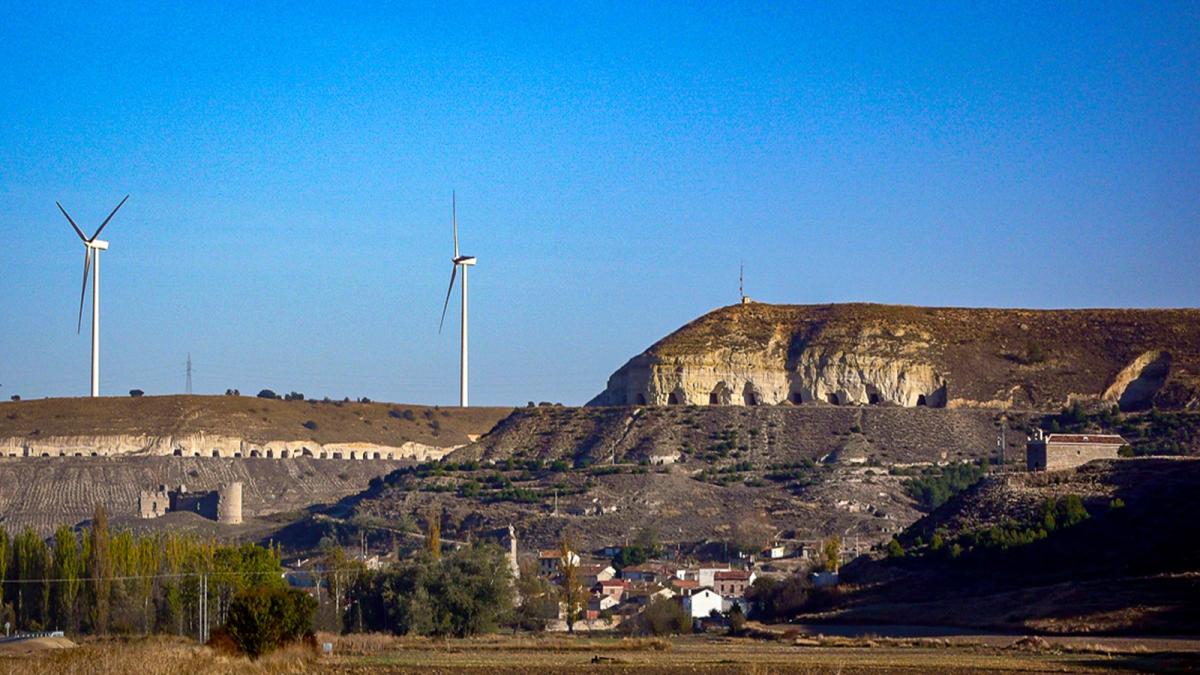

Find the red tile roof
[[1046, 434, 1127, 445], [714, 570, 752, 581]]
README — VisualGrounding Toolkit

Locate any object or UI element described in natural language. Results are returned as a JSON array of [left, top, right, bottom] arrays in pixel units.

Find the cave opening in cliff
[[211, 450, 220, 457], [173, 449, 183, 456], [636, 393, 647, 405], [792, 391, 804, 404], [917, 395, 927, 406], [868, 392, 881, 405], [710, 382, 732, 405], [826, 393, 841, 405], [668, 392, 682, 405], [742, 383, 760, 406]]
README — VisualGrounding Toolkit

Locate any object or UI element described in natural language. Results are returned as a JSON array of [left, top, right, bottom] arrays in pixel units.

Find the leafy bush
[[302, 420, 318, 431], [346, 544, 513, 637], [223, 585, 316, 658], [903, 461, 987, 511], [747, 575, 809, 621], [256, 389, 278, 399], [128, 389, 144, 397], [637, 596, 691, 635]]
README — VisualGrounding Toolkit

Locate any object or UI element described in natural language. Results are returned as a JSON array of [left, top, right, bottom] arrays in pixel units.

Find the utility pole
[[186, 354, 193, 395], [997, 415, 1007, 469]]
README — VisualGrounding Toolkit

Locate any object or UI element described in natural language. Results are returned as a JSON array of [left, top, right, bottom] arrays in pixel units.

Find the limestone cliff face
[[589, 303, 1200, 411], [0, 433, 458, 461]]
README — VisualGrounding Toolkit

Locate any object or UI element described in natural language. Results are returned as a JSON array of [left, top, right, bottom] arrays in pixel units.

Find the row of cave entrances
[[644, 385, 930, 407], [170, 448, 388, 460]]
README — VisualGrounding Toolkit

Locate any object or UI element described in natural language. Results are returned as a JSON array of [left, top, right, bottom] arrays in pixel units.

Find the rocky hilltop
[[589, 303, 1200, 411]]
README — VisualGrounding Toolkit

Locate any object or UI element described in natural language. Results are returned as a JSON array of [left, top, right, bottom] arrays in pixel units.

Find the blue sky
[[1, 2, 1197, 406]]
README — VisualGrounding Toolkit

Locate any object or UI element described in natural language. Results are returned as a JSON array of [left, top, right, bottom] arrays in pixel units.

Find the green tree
[[12, 527, 49, 629], [823, 536, 842, 573], [0, 525, 9, 615], [430, 544, 514, 637], [86, 505, 113, 634], [886, 538, 906, 559], [639, 596, 690, 635], [223, 585, 315, 658], [52, 526, 83, 631], [512, 559, 558, 631], [558, 536, 583, 634]]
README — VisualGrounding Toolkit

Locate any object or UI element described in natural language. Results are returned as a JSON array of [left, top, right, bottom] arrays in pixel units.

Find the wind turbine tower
[[438, 192, 477, 407], [57, 195, 129, 398]]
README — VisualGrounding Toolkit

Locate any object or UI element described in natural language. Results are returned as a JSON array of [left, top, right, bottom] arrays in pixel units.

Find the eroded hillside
[[589, 303, 1200, 411], [0, 395, 512, 459], [340, 406, 1025, 553]]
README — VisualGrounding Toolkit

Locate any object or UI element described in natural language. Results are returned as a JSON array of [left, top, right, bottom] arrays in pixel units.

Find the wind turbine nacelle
[[455, 256, 477, 266], [89, 240, 110, 250]]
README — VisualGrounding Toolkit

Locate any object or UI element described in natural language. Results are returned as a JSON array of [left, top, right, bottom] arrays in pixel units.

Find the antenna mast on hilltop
[[739, 261, 750, 304], [186, 354, 193, 394]]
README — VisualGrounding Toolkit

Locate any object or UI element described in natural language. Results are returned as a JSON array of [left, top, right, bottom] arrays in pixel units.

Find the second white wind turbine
[[438, 192, 477, 407]]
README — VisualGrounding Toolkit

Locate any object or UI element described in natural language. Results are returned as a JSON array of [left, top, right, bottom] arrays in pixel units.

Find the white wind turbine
[[438, 192, 477, 407], [57, 195, 128, 398]]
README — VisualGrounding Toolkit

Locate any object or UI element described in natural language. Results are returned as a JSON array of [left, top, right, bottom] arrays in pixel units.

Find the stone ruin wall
[[0, 432, 460, 461]]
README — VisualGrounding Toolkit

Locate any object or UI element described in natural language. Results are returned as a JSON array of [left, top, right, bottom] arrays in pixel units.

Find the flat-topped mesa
[[587, 303, 1200, 411]]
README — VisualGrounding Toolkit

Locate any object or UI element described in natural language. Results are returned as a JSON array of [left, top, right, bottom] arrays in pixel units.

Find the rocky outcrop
[[589, 303, 1200, 411], [1102, 351, 1172, 411], [0, 433, 458, 461]]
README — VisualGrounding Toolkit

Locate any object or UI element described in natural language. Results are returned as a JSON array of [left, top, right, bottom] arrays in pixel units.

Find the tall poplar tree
[[87, 505, 112, 633]]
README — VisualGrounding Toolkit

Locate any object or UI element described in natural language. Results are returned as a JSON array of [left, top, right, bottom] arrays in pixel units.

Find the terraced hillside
[[590, 303, 1200, 411], [0, 455, 406, 536], [339, 406, 1026, 554], [453, 405, 1024, 467]]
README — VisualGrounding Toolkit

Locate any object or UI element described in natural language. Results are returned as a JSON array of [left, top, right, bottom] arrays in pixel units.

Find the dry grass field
[[3, 633, 1197, 674]]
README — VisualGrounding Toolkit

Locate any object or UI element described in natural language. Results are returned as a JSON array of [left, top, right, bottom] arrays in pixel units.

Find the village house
[[595, 578, 628, 602], [761, 544, 786, 560], [668, 578, 701, 597], [538, 549, 581, 577], [586, 593, 619, 620], [694, 566, 732, 588], [620, 562, 678, 584], [1026, 431, 1127, 471], [682, 588, 724, 620], [713, 570, 755, 598], [622, 582, 675, 607], [577, 563, 616, 587]]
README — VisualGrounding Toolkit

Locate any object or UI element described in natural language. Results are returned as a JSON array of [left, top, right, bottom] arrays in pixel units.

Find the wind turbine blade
[[452, 191, 459, 258], [438, 265, 458, 334], [57, 202, 88, 242], [77, 248, 92, 334], [90, 194, 129, 241]]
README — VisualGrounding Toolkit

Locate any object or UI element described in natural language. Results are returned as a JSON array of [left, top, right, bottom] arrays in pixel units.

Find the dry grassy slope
[[454, 405, 1023, 467], [0, 395, 512, 446], [600, 302, 1200, 408], [0, 455, 405, 536]]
